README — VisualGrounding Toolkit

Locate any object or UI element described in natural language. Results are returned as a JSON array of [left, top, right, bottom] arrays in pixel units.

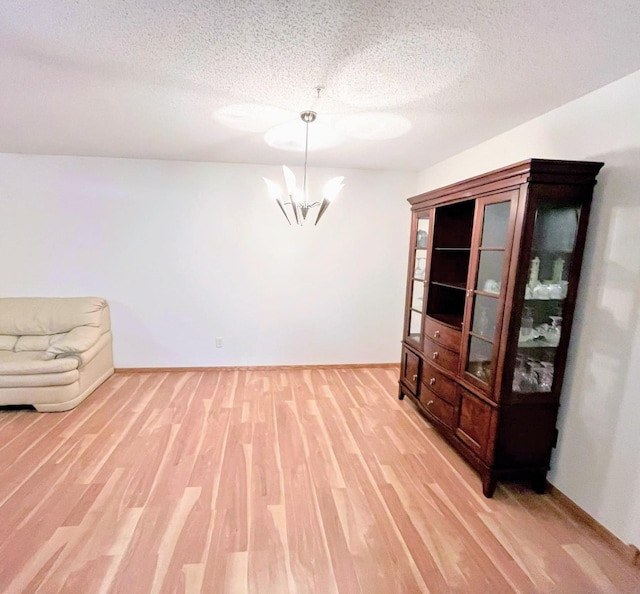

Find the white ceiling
[[1, 0, 640, 171]]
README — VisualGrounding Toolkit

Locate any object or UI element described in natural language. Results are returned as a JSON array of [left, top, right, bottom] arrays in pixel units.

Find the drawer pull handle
[[426, 400, 434, 407], [434, 330, 440, 338], [412, 374, 418, 381], [432, 351, 439, 360], [429, 377, 436, 386]]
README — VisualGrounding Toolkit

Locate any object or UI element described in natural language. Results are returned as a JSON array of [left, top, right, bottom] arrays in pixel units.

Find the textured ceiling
[[1, 0, 640, 171]]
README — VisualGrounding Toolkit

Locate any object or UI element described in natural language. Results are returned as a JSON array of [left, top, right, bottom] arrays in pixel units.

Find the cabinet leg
[[482, 472, 497, 498], [531, 471, 548, 494], [398, 388, 405, 400]]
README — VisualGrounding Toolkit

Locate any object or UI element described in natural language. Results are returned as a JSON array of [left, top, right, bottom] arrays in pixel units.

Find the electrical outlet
[[215, 337, 223, 348]]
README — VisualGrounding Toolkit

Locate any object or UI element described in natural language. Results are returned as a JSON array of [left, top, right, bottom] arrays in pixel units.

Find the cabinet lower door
[[455, 389, 496, 462], [400, 345, 420, 396]]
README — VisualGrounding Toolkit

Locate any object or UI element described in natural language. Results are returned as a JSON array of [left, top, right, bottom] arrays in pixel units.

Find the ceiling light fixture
[[263, 92, 344, 226]]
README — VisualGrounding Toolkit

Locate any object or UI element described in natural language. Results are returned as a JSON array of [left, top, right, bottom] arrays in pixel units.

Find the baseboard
[[547, 482, 640, 567], [115, 363, 400, 373]]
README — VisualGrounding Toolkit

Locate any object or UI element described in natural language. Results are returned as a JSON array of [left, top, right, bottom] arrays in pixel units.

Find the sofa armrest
[[47, 326, 102, 365], [49, 331, 111, 367], [61, 332, 111, 367]]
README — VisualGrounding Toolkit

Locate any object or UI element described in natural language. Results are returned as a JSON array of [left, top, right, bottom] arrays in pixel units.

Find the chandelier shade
[[264, 109, 344, 226]]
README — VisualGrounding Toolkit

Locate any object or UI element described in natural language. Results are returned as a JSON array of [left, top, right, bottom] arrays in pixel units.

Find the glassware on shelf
[[532, 283, 550, 300], [519, 307, 535, 342], [513, 355, 540, 392], [528, 359, 543, 388], [547, 316, 562, 346], [548, 283, 563, 299], [512, 355, 526, 391], [539, 361, 554, 392], [521, 359, 539, 392], [483, 279, 501, 293], [415, 257, 426, 280], [552, 257, 565, 283], [471, 360, 490, 383], [528, 257, 540, 289]]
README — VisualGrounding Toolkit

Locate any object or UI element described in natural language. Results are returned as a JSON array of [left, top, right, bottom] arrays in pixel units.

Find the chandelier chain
[[303, 115, 310, 206]]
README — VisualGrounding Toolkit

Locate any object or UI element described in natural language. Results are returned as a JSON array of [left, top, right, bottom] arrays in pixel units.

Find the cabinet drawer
[[424, 317, 461, 352], [455, 389, 495, 461], [420, 387, 456, 429], [423, 337, 459, 374], [400, 346, 420, 393], [421, 362, 459, 406]]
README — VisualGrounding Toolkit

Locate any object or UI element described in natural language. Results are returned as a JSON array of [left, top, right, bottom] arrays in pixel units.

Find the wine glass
[[548, 316, 562, 346], [519, 307, 534, 343], [520, 359, 540, 392], [513, 355, 526, 391]]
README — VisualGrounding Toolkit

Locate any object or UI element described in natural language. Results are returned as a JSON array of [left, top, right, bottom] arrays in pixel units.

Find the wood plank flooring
[[0, 368, 638, 593]]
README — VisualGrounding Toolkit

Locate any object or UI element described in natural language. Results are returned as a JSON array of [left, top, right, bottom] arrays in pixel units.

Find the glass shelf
[[517, 340, 558, 349], [469, 332, 493, 344], [431, 280, 466, 291], [434, 247, 471, 252]]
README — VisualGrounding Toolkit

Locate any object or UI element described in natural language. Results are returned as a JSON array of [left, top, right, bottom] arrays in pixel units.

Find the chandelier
[[263, 109, 345, 226]]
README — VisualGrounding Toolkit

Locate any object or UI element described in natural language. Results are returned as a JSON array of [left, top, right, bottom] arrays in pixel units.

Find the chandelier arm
[[315, 198, 331, 226], [275, 198, 292, 225], [289, 194, 300, 224]]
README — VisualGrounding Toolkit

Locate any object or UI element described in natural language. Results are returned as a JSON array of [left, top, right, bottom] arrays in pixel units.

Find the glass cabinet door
[[511, 203, 582, 395], [405, 213, 431, 345], [462, 194, 516, 391]]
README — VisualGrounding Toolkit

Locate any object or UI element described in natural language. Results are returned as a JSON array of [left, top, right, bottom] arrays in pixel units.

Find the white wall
[[417, 70, 640, 548], [0, 156, 415, 367]]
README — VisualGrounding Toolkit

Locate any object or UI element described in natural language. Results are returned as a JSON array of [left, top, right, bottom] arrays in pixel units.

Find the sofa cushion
[[14, 334, 66, 352], [0, 369, 80, 388], [0, 297, 108, 336], [0, 335, 18, 351], [0, 351, 79, 375], [14, 335, 52, 352]]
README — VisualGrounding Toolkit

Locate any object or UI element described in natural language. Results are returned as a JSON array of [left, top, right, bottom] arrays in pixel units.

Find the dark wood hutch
[[398, 159, 604, 497]]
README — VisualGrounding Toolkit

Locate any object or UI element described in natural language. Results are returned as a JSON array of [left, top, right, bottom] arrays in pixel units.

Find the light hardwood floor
[[0, 368, 638, 593]]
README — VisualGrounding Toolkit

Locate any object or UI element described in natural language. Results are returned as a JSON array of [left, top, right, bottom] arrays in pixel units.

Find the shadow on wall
[[552, 148, 640, 540]]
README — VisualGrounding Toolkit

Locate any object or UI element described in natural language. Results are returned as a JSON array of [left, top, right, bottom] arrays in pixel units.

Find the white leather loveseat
[[0, 297, 114, 412]]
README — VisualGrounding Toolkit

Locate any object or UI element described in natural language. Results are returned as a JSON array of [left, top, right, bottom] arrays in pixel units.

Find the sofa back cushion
[[0, 335, 18, 351], [0, 297, 110, 336], [14, 334, 65, 352]]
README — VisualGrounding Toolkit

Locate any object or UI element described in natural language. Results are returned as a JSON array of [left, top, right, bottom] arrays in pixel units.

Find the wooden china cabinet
[[398, 159, 604, 497]]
